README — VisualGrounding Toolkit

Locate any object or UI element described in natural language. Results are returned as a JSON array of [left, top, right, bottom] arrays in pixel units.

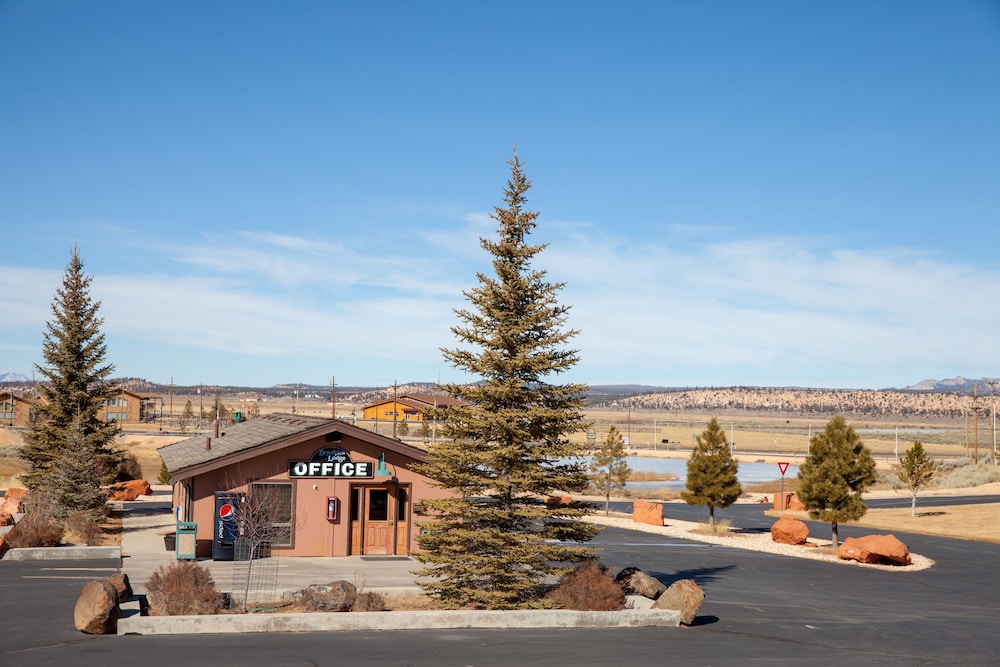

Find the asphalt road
[[1, 500, 998, 666]]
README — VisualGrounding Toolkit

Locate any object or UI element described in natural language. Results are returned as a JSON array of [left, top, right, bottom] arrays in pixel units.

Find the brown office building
[[158, 413, 452, 558]]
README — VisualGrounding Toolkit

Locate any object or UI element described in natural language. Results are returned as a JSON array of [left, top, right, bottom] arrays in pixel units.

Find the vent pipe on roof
[[214, 421, 220, 438], [205, 437, 211, 450]]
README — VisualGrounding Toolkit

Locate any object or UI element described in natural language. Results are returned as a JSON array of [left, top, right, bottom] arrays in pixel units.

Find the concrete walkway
[[120, 490, 422, 597]]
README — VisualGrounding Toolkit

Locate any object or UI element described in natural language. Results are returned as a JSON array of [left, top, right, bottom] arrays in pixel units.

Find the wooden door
[[394, 486, 410, 555], [362, 487, 392, 555]]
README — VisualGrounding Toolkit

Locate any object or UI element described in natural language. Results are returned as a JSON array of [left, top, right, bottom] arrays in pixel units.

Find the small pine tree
[[681, 418, 741, 533], [414, 150, 598, 609], [797, 415, 877, 548], [49, 416, 110, 520], [158, 459, 172, 485], [19, 247, 121, 490], [418, 421, 431, 442], [397, 420, 409, 438], [589, 426, 631, 514], [897, 440, 934, 517]]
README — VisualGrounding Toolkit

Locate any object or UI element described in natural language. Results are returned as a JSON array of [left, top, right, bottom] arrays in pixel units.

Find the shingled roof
[[158, 413, 428, 478]]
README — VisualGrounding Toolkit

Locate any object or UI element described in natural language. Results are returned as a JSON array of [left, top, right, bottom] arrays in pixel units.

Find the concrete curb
[[118, 608, 681, 635], [4, 546, 121, 561]]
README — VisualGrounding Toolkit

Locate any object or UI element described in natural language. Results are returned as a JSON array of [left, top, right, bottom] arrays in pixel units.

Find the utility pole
[[973, 383, 980, 464], [392, 381, 398, 440], [331, 375, 336, 419], [989, 379, 998, 466]]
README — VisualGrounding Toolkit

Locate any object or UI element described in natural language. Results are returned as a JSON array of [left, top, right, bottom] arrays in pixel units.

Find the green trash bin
[[176, 522, 197, 560]]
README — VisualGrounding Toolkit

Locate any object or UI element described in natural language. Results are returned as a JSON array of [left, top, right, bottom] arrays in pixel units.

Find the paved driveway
[[1, 500, 998, 666]]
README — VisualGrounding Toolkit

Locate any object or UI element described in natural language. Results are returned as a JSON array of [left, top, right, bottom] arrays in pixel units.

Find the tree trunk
[[831, 520, 839, 550], [604, 493, 610, 515], [709, 505, 716, 534], [911, 493, 917, 517]]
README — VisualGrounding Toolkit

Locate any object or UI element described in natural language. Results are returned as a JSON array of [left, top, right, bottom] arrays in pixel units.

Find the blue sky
[[1, 1, 998, 390]]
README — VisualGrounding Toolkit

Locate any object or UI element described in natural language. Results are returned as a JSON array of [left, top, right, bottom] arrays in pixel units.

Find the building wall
[[0, 394, 32, 427], [361, 400, 428, 422], [105, 391, 143, 424], [174, 433, 452, 557]]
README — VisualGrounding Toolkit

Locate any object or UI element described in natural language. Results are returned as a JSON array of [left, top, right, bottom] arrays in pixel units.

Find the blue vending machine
[[212, 492, 243, 560]]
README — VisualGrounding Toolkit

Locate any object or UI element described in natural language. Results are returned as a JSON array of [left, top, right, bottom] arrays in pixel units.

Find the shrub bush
[[64, 511, 103, 546], [4, 488, 65, 548], [352, 591, 387, 612], [937, 462, 1000, 489], [547, 561, 625, 611], [146, 561, 224, 616], [115, 452, 144, 482]]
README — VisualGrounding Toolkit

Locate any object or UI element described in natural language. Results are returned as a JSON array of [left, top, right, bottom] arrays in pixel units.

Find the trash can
[[176, 521, 197, 560]]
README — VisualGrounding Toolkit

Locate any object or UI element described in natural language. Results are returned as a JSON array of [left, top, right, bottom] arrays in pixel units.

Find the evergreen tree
[[49, 416, 110, 519], [589, 425, 631, 514], [681, 418, 741, 533], [897, 440, 934, 517], [19, 247, 121, 491], [414, 150, 598, 609], [797, 415, 877, 548]]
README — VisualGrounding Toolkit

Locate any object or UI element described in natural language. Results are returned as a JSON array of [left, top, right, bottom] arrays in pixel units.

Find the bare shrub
[[937, 462, 1000, 489], [547, 561, 625, 611], [352, 591, 387, 612], [145, 561, 224, 616], [690, 518, 736, 536], [64, 511, 103, 546], [5, 488, 64, 548], [628, 488, 683, 502], [115, 451, 144, 482]]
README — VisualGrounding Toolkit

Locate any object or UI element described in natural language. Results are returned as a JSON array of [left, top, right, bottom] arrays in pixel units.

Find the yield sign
[[777, 462, 790, 476]]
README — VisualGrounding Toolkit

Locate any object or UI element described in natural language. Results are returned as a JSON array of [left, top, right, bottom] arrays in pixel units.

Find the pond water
[[577, 456, 798, 492]]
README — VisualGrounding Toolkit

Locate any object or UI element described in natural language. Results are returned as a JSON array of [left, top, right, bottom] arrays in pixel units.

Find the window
[[107, 411, 128, 421], [250, 482, 294, 547]]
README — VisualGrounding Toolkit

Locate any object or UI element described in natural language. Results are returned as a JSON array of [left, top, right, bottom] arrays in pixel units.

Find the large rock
[[295, 581, 358, 612], [0, 535, 8, 559], [652, 579, 705, 625], [106, 573, 133, 603], [633, 499, 664, 526], [0, 510, 13, 527], [74, 580, 121, 634], [771, 515, 810, 545], [614, 567, 667, 600], [109, 479, 152, 501], [0, 487, 26, 515], [774, 492, 806, 511], [837, 534, 912, 566]]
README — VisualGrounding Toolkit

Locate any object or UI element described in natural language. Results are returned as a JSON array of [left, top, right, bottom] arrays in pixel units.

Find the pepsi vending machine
[[212, 492, 244, 560]]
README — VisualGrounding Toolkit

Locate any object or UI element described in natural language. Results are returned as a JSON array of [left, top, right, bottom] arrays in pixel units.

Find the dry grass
[[689, 518, 737, 536], [627, 470, 679, 482]]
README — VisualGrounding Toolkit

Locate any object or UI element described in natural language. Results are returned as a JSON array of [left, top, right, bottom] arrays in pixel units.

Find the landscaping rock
[[614, 566, 666, 600], [652, 579, 704, 625], [771, 515, 810, 545], [544, 494, 572, 506], [106, 572, 133, 603], [0, 487, 26, 515], [109, 480, 152, 501], [296, 581, 358, 612], [625, 594, 655, 610], [74, 580, 121, 634], [633, 499, 664, 526], [774, 492, 805, 511], [0, 510, 13, 527], [0, 535, 8, 559], [837, 534, 912, 566]]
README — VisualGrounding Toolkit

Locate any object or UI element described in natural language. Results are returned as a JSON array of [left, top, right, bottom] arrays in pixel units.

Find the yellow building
[[361, 394, 464, 422]]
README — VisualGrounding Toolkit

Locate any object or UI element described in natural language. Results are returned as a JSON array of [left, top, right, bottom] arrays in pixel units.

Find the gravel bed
[[585, 513, 934, 572]]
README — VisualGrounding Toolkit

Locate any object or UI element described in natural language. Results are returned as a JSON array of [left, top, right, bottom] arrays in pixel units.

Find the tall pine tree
[[681, 418, 741, 533], [19, 247, 121, 492], [414, 150, 598, 609], [797, 415, 876, 548]]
